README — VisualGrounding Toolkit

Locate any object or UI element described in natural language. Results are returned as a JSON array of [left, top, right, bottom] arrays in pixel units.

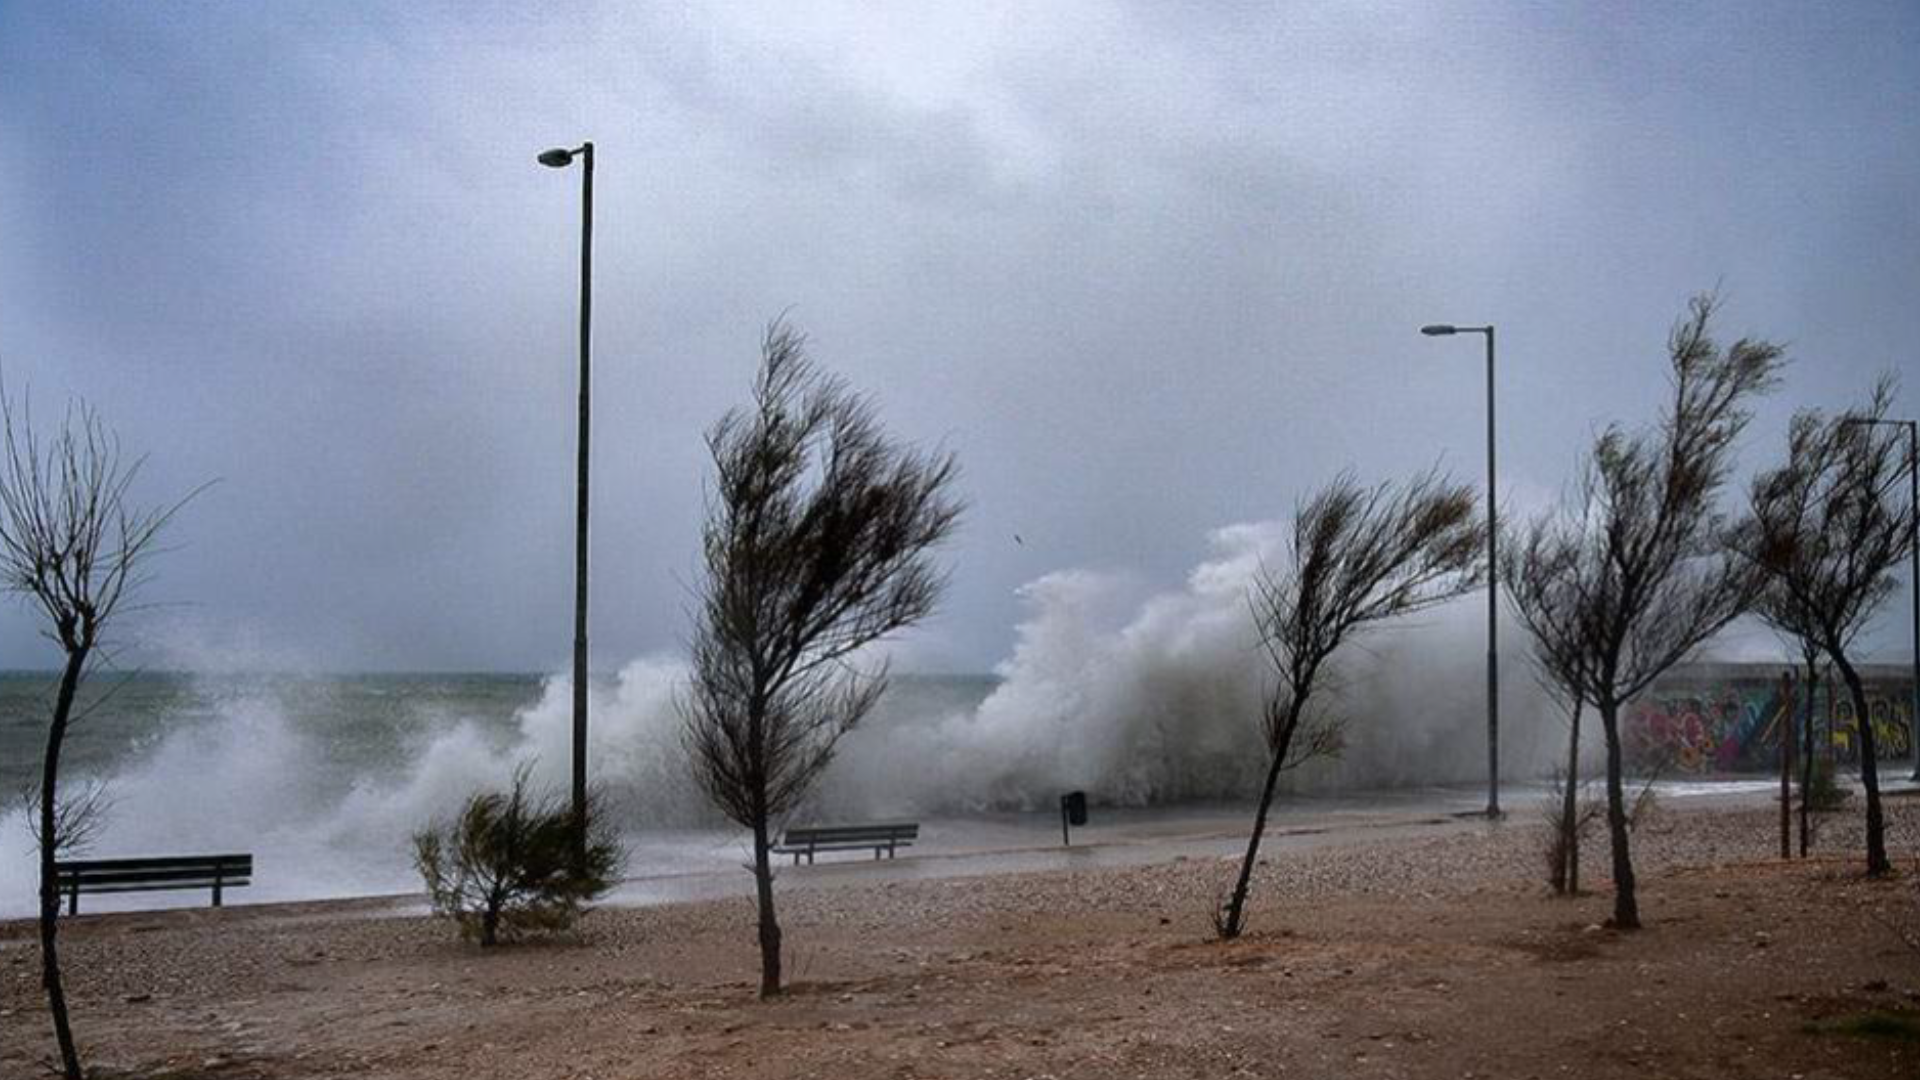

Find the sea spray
[[824, 522, 1562, 815], [0, 667, 722, 914], [1, 518, 1569, 914]]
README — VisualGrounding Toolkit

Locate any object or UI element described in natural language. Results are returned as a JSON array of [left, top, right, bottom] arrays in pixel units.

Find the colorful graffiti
[[1627, 663, 1914, 775], [1830, 694, 1915, 765]]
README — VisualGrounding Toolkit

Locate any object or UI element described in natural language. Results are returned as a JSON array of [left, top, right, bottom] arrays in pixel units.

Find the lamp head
[[1421, 325, 1459, 337], [538, 148, 576, 168]]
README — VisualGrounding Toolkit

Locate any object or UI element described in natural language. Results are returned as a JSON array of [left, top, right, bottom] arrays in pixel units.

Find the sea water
[[0, 669, 1002, 915], [1, 528, 1584, 916]]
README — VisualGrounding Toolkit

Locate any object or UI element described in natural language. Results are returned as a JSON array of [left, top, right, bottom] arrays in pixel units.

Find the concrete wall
[[1627, 662, 1914, 774]]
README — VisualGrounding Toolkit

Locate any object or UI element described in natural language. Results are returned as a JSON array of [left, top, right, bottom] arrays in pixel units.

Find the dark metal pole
[[1483, 326, 1500, 818], [571, 143, 594, 870]]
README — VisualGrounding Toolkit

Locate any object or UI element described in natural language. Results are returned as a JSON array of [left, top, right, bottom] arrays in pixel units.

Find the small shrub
[[1540, 768, 1602, 895], [413, 765, 623, 946], [1209, 883, 1239, 940], [1799, 756, 1851, 812], [1627, 780, 1660, 830]]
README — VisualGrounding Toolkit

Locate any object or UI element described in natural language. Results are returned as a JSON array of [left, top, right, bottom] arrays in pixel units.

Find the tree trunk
[[40, 648, 87, 1080], [1220, 704, 1301, 940], [481, 896, 501, 947], [1833, 656, 1890, 877], [751, 816, 783, 996], [1597, 700, 1639, 929], [1778, 672, 1793, 861], [1563, 697, 1583, 895], [1799, 660, 1816, 858]]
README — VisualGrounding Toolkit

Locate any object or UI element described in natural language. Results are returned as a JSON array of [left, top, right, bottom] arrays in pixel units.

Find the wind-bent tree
[[1737, 379, 1913, 877], [683, 322, 962, 996], [1216, 469, 1482, 939], [1506, 295, 1779, 929], [0, 390, 189, 1079], [1505, 518, 1595, 895]]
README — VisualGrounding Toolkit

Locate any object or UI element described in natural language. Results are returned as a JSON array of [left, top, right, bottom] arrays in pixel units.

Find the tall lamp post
[[1841, 415, 1920, 782], [1420, 323, 1500, 817], [540, 141, 594, 867]]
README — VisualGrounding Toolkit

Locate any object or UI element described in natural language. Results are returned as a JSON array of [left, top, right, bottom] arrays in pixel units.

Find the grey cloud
[[1, 2, 1914, 673]]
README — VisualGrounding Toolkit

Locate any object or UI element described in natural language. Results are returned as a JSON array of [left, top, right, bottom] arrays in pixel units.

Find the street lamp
[[1421, 323, 1501, 817], [1840, 415, 1920, 782], [540, 141, 594, 867]]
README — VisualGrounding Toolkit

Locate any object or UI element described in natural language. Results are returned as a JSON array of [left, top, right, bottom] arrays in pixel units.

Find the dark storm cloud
[[1, 2, 1915, 672]]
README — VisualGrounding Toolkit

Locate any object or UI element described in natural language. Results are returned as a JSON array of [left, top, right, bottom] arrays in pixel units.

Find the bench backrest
[[55, 854, 253, 892], [782, 824, 918, 844]]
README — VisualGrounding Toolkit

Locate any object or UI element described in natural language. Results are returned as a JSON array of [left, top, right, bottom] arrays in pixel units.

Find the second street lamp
[[540, 140, 594, 869], [1421, 323, 1501, 817]]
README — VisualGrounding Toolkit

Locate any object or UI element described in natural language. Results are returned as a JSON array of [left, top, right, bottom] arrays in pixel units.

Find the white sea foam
[[825, 521, 1563, 816], [2, 519, 1572, 915]]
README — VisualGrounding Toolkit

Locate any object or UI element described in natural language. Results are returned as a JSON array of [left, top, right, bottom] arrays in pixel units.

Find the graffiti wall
[[1627, 663, 1914, 775]]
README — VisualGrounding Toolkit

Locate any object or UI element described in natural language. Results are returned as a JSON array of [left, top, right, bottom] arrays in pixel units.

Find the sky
[[0, 1, 1915, 674]]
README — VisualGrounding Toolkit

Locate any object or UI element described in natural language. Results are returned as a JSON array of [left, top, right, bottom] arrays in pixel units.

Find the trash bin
[[1062, 790, 1088, 826]]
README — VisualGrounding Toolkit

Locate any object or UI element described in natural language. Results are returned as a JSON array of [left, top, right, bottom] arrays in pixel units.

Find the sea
[[4, 516, 1614, 917], [0, 669, 1007, 916], [0, 572, 1596, 919]]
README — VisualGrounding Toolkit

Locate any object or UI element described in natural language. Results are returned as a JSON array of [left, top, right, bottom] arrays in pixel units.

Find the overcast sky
[[1, 2, 1915, 674]]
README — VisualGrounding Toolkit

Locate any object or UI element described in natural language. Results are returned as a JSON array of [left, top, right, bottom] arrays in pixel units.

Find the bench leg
[[68, 884, 78, 917], [212, 873, 223, 908]]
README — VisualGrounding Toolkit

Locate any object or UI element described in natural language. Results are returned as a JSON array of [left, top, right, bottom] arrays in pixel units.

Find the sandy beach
[[4, 794, 1917, 1079]]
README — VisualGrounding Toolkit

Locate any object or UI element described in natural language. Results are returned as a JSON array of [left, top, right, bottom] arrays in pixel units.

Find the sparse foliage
[[1208, 883, 1239, 940], [1735, 377, 1915, 876], [682, 321, 962, 995], [0, 386, 192, 1079], [1800, 755, 1849, 814], [412, 765, 622, 946], [1789, 645, 1823, 856], [1540, 766, 1601, 895], [1504, 523, 1595, 897], [22, 779, 113, 858], [1217, 468, 1483, 939], [1503, 294, 1780, 929]]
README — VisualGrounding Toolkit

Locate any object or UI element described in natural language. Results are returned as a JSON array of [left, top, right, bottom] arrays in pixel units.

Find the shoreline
[[4, 797, 1916, 1078], [2, 777, 1834, 927]]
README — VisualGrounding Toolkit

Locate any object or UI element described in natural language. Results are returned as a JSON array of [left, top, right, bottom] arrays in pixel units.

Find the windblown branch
[[681, 320, 963, 995], [1501, 292, 1782, 929], [1732, 374, 1911, 877]]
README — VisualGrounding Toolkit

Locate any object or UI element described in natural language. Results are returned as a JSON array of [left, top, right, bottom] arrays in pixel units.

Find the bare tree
[[0, 389, 191, 1079], [1736, 378, 1914, 876], [682, 322, 962, 996], [1215, 469, 1483, 939], [1505, 295, 1779, 928]]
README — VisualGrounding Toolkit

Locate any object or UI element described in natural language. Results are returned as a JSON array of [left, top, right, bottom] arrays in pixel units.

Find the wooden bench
[[53, 854, 253, 915], [772, 823, 918, 865]]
